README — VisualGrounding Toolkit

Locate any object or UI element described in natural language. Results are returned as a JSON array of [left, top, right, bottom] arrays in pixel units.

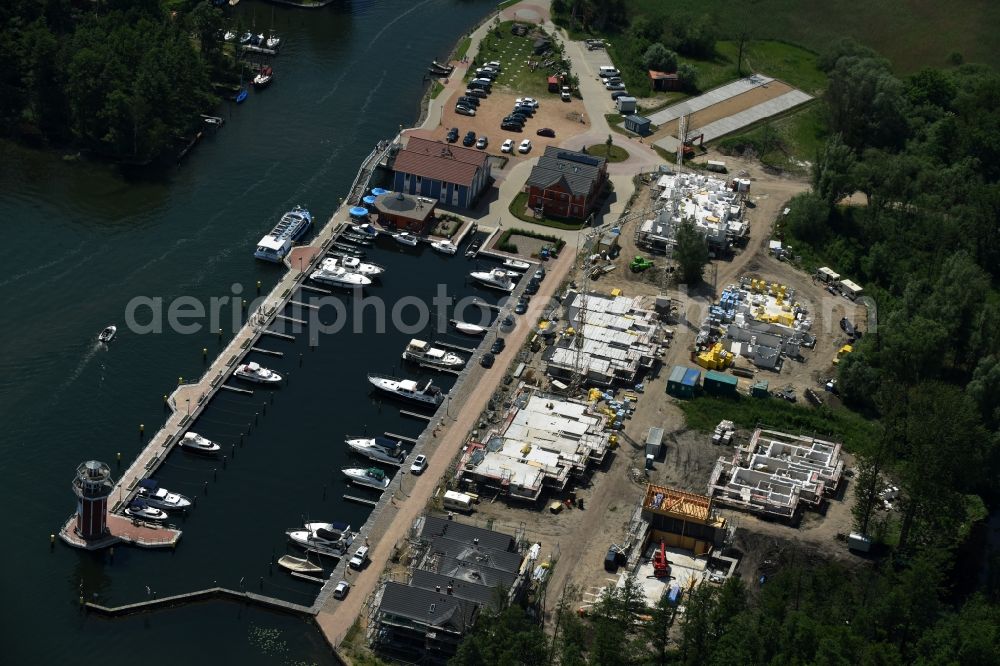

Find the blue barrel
[[349, 206, 368, 218]]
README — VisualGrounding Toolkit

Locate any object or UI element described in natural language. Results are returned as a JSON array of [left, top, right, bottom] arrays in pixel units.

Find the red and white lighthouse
[[72, 460, 113, 540]]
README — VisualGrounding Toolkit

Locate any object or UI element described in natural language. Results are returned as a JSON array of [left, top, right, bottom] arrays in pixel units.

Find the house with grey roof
[[525, 146, 608, 220]]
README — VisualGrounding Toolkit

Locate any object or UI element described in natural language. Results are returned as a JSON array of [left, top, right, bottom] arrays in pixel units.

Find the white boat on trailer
[[345, 436, 406, 465], [342, 467, 391, 491], [179, 432, 221, 455], [402, 339, 465, 369], [287, 521, 355, 556], [234, 361, 283, 384], [469, 268, 515, 292], [136, 479, 192, 511], [503, 258, 531, 271], [431, 240, 458, 255], [368, 374, 444, 407]]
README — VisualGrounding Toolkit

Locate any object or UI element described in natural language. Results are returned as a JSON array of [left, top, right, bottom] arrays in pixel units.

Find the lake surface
[[0, 0, 496, 662]]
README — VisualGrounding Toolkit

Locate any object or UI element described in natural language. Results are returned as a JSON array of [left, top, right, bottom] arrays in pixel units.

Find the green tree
[[826, 55, 909, 151], [813, 134, 857, 206], [450, 604, 548, 666], [676, 62, 698, 92], [674, 217, 709, 284], [642, 43, 678, 72]]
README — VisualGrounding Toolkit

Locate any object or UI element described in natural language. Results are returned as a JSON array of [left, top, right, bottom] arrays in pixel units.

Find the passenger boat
[[450, 319, 487, 336], [287, 521, 355, 556], [179, 432, 221, 455], [402, 339, 465, 369], [342, 467, 391, 491], [321, 256, 384, 277], [503, 258, 531, 271], [124, 500, 168, 522], [310, 266, 372, 288], [352, 223, 380, 238], [254, 205, 313, 262], [394, 232, 419, 247], [367, 374, 444, 407], [345, 436, 406, 465], [469, 268, 515, 292], [136, 479, 192, 511], [97, 325, 117, 343], [234, 361, 283, 384], [277, 554, 322, 575], [431, 240, 458, 255], [252, 66, 273, 89]]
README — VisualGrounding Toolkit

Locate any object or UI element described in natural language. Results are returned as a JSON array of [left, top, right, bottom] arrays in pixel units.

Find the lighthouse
[[72, 460, 114, 540]]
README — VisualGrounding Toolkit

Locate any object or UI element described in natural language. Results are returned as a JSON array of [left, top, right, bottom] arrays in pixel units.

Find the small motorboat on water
[[252, 66, 273, 89], [287, 521, 355, 556], [136, 479, 192, 511], [342, 467, 391, 491], [124, 500, 168, 522], [402, 339, 465, 369], [265, 34, 281, 50], [310, 266, 372, 288], [180, 432, 221, 455], [345, 436, 406, 465], [450, 319, 487, 336], [394, 232, 419, 247], [234, 361, 283, 384], [470, 268, 515, 292], [223, 29, 237, 41], [431, 240, 458, 255], [239, 31, 252, 44], [278, 554, 322, 575], [321, 256, 384, 277], [368, 374, 444, 406], [234, 88, 248, 104], [503, 258, 531, 271], [98, 325, 117, 343], [352, 223, 379, 238]]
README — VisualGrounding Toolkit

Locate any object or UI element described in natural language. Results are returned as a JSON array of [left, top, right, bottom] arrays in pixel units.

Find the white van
[[599, 66, 619, 78], [442, 490, 475, 513]]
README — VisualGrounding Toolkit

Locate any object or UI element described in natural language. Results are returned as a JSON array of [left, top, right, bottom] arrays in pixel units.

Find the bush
[[642, 43, 678, 72]]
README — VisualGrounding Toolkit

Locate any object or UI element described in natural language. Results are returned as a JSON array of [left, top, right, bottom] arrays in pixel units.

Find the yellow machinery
[[833, 344, 853, 365]]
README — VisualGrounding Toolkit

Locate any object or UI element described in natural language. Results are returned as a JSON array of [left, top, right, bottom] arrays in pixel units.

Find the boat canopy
[[138, 479, 159, 491], [374, 436, 401, 450], [408, 339, 429, 350], [367, 468, 386, 480], [246, 361, 260, 371], [257, 236, 290, 251], [129, 499, 150, 510]]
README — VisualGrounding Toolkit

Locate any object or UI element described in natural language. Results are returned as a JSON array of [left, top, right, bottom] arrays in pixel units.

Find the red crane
[[653, 541, 670, 578]]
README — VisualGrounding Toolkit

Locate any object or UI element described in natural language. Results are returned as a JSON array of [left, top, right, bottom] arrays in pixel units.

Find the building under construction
[[641, 484, 728, 556], [707, 428, 845, 519], [456, 389, 612, 502]]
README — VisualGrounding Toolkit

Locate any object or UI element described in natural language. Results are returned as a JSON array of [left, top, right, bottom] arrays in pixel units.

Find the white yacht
[[368, 374, 444, 406], [310, 266, 372, 287], [277, 554, 322, 575], [402, 339, 465, 369], [287, 521, 355, 556], [470, 268, 515, 292], [431, 240, 458, 255], [321, 256, 385, 277], [342, 467, 391, 491], [124, 500, 168, 522], [234, 361, 283, 384], [345, 436, 406, 465], [179, 432, 221, 455], [136, 479, 192, 511], [97, 325, 117, 343], [352, 223, 379, 238], [394, 232, 419, 247], [450, 319, 487, 336], [503, 258, 531, 271]]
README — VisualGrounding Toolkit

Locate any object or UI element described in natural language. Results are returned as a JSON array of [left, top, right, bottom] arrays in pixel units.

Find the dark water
[[0, 0, 496, 662]]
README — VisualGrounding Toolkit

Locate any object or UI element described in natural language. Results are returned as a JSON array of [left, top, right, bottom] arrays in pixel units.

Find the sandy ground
[[648, 81, 794, 144]]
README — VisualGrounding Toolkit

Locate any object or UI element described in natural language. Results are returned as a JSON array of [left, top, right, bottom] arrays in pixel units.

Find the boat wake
[[49, 342, 101, 404], [0, 240, 87, 290]]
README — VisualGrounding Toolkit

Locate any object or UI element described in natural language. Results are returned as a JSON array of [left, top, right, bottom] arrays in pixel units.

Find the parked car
[[446, 127, 459, 143], [561, 89, 572, 101], [455, 104, 476, 116], [480, 352, 495, 368], [605, 77, 623, 86], [501, 122, 523, 132], [486, 60, 502, 70], [518, 139, 532, 153], [465, 88, 488, 99], [516, 97, 539, 108], [599, 67, 620, 78], [410, 454, 428, 474], [610, 91, 629, 100], [536, 127, 555, 137], [513, 105, 535, 116], [533, 267, 546, 281], [501, 139, 514, 153], [491, 337, 506, 354], [348, 545, 369, 570], [462, 130, 476, 146], [507, 112, 528, 122], [514, 299, 528, 314], [524, 279, 539, 295], [476, 136, 488, 149], [333, 580, 350, 599], [605, 81, 626, 90], [458, 95, 480, 107]]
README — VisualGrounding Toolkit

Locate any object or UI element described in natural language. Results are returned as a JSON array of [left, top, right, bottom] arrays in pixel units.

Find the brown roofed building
[[649, 70, 681, 91], [391, 137, 492, 209], [373, 191, 436, 233], [525, 146, 608, 220]]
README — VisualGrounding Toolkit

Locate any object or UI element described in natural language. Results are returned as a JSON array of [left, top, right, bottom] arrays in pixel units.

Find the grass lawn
[[713, 100, 826, 172], [509, 191, 588, 230], [678, 395, 880, 456], [585, 143, 629, 162], [453, 35, 472, 61], [467, 22, 554, 98], [429, 81, 445, 99]]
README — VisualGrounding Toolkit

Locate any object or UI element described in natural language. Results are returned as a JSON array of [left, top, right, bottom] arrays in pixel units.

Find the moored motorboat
[[469, 268, 515, 292], [321, 256, 384, 277], [252, 66, 273, 89], [287, 521, 355, 556], [310, 265, 372, 287], [352, 223, 379, 238], [342, 467, 391, 490], [136, 479, 192, 511], [345, 436, 406, 465], [265, 33, 281, 50], [402, 339, 465, 369], [430, 60, 454, 74], [239, 31, 252, 44], [431, 240, 458, 255], [223, 29, 236, 41], [450, 319, 487, 336], [180, 432, 221, 455], [98, 325, 117, 343], [394, 232, 419, 247], [278, 554, 322, 575], [124, 500, 167, 522], [503, 258, 531, 271], [234, 361, 283, 384], [367, 374, 444, 406]]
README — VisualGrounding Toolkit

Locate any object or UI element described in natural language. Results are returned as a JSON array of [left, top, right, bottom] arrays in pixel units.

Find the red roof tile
[[393, 138, 488, 187]]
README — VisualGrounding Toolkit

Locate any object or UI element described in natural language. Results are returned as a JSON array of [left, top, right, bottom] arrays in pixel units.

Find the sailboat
[[234, 65, 248, 103]]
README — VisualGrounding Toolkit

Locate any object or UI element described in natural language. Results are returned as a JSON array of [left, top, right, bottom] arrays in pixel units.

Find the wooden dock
[[301, 284, 331, 295], [472, 298, 501, 312], [400, 410, 433, 421], [288, 300, 319, 310], [343, 494, 378, 507], [384, 432, 418, 444], [84, 586, 312, 617], [262, 329, 295, 340], [436, 341, 476, 353], [275, 314, 306, 325], [220, 384, 253, 395], [250, 347, 284, 357], [420, 362, 461, 376]]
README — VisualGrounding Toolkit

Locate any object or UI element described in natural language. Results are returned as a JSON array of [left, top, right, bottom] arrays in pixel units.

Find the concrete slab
[[646, 76, 775, 126], [697, 90, 813, 142]]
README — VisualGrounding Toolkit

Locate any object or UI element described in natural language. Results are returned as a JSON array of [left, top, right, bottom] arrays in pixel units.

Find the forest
[[447, 28, 1000, 666], [0, 0, 223, 163]]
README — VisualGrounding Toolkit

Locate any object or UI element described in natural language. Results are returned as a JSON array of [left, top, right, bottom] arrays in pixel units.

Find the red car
[[536, 127, 555, 137]]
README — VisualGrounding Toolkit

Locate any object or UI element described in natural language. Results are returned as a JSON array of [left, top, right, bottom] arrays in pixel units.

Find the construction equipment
[[629, 256, 654, 273], [653, 541, 670, 578]]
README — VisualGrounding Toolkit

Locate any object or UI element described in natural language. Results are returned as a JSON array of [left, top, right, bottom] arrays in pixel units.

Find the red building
[[525, 147, 608, 220], [649, 70, 681, 91]]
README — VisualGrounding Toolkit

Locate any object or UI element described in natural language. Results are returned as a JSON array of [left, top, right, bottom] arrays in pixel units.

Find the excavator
[[629, 256, 654, 273]]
